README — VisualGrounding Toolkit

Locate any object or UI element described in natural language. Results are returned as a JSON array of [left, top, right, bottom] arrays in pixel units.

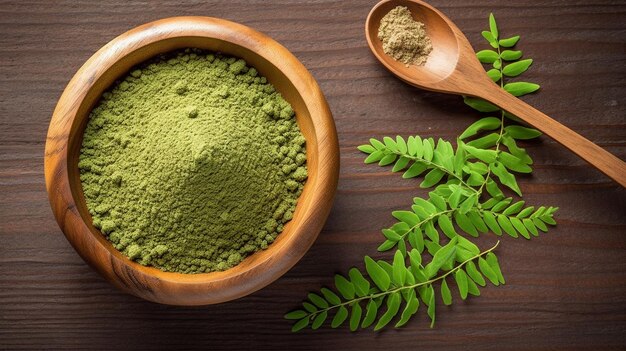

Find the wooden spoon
[[366, 0, 626, 187]]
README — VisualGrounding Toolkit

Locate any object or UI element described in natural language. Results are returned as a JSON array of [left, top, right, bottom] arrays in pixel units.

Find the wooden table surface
[[1, 0, 625, 349]]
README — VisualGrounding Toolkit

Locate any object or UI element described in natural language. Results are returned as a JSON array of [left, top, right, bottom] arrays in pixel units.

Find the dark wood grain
[[1, 0, 625, 350]]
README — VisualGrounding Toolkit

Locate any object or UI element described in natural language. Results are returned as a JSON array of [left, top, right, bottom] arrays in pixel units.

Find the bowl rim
[[44, 16, 339, 305]]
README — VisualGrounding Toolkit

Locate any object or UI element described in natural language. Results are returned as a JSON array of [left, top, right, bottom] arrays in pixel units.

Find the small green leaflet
[[464, 97, 500, 112], [393, 210, 420, 227], [465, 261, 486, 286], [441, 279, 452, 305], [486, 252, 506, 284], [427, 288, 436, 327], [499, 35, 520, 47], [448, 187, 463, 209], [312, 311, 327, 329], [291, 318, 309, 332], [331, 306, 348, 328], [497, 214, 518, 237], [505, 125, 542, 139], [392, 250, 407, 285], [364, 256, 391, 291], [361, 300, 378, 328], [504, 82, 540, 97], [379, 154, 397, 166], [364, 150, 384, 164], [487, 69, 502, 82], [459, 117, 501, 139], [429, 192, 447, 211], [284, 310, 307, 320], [308, 292, 329, 308], [500, 50, 522, 61], [455, 212, 478, 237], [463, 143, 498, 163], [357, 144, 375, 153], [383, 136, 397, 151], [481, 31, 498, 48], [455, 269, 469, 299], [491, 162, 522, 196], [492, 198, 512, 212], [503, 200, 525, 215], [395, 291, 419, 327], [478, 257, 499, 285], [321, 288, 341, 305], [350, 303, 362, 331], [303, 302, 317, 313], [396, 135, 408, 153], [438, 215, 457, 238], [499, 152, 532, 173], [421, 169, 445, 188], [426, 237, 458, 278], [349, 268, 370, 296], [488, 13, 498, 38], [477, 49, 499, 63], [335, 274, 355, 299], [502, 59, 533, 77], [374, 292, 401, 330], [467, 133, 499, 149], [370, 138, 385, 150]]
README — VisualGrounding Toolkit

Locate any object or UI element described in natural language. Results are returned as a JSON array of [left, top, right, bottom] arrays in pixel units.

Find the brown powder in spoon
[[378, 6, 433, 67]]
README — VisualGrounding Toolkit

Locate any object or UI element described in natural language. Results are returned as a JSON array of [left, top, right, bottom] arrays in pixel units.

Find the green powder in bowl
[[78, 49, 307, 274]]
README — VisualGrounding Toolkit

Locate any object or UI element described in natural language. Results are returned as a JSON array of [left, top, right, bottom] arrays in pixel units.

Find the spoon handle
[[475, 84, 626, 187]]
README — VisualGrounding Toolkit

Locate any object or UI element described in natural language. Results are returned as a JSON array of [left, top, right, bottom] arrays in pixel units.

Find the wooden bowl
[[44, 17, 339, 305]]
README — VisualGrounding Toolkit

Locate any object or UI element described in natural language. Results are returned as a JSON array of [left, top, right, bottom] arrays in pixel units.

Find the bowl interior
[[67, 37, 320, 284]]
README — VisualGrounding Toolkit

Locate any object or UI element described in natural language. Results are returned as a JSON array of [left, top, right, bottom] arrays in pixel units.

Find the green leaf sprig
[[286, 239, 502, 332], [286, 13, 557, 332]]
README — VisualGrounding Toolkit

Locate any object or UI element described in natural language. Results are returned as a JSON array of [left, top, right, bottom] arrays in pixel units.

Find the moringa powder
[[378, 6, 433, 66], [79, 49, 307, 274]]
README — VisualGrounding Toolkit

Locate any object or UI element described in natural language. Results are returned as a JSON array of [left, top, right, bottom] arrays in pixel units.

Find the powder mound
[[79, 49, 307, 274], [378, 6, 433, 67]]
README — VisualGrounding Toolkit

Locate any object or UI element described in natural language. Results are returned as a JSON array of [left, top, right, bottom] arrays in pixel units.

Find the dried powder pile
[[378, 6, 433, 66], [79, 49, 307, 274]]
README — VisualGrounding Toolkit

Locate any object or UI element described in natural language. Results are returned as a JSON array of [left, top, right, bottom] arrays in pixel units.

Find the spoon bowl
[[366, 0, 626, 186], [366, 0, 463, 91]]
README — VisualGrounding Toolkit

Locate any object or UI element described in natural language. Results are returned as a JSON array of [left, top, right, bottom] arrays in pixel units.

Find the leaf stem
[[477, 38, 507, 196], [305, 241, 500, 318]]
